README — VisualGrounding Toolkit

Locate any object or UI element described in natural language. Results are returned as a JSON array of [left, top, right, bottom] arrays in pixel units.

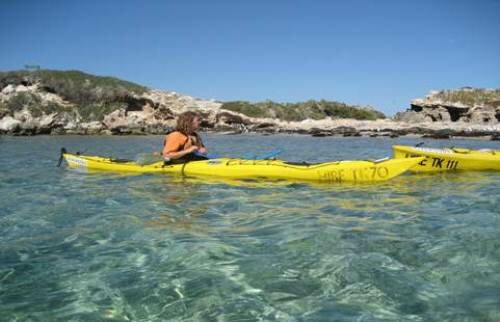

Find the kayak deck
[[62, 153, 423, 183], [393, 145, 500, 172]]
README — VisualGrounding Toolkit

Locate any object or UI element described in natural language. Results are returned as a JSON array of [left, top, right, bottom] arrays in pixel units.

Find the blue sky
[[1, 0, 499, 115]]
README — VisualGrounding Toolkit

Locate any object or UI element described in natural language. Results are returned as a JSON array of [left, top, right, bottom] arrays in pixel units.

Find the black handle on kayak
[[57, 147, 67, 167]]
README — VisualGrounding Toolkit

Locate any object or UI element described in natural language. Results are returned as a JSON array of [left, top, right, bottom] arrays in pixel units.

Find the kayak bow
[[393, 145, 500, 172]]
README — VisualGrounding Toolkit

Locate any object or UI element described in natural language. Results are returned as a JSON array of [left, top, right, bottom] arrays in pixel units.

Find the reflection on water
[[0, 135, 499, 321]]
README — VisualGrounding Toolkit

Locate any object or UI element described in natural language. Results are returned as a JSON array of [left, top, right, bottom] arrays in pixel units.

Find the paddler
[[162, 111, 208, 163]]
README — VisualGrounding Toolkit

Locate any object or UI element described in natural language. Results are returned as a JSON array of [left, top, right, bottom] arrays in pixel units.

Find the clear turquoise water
[[1, 135, 499, 321]]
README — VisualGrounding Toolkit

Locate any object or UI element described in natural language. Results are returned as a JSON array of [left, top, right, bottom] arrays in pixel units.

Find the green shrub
[[221, 100, 385, 121], [431, 88, 500, 106], [4, 92, 41, 113], [0, 69, 147, 107], [40, 102, 67, 115], [1, 92, 69, 117], [0, 69, 147, 121], [219, 101, 270, 118], [0, 102, 8, 118], [77, 102, 124, 122]]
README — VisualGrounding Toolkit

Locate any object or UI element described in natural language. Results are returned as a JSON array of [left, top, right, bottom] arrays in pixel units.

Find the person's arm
[[164, 145, 198, 159], [195, 133, 208, 154]]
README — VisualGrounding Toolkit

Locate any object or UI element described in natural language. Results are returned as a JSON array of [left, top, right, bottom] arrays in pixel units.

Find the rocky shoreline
[[2, 114, 499, 140], [1, 70, 499, 140]]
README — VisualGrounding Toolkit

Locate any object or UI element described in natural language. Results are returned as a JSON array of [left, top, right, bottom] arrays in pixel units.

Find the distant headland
[[0, 69, 499, 140]]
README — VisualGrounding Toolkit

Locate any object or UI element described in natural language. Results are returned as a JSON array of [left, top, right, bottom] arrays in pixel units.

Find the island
[[1, 70, 499, 140]]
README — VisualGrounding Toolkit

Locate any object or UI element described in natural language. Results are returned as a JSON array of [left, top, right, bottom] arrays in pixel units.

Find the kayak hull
[[63, 153, 424, 183], [392, 145, 500, 172]]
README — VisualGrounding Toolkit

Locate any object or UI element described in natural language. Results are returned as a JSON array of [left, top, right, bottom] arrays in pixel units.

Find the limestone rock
[[0, 116, 21, 132], [422, 107, 451, 122], [216, 112, 251, 126], [394, 110, 427, 123], [14, 85, 29, 93], [1, 84, 15, 95], [464, 106, 497, 123], [403, 88, 500, 124]]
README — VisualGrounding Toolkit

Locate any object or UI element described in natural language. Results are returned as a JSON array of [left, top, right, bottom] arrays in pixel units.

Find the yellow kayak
[[393, 145, 500, 172], [62, 152, 423, 183]]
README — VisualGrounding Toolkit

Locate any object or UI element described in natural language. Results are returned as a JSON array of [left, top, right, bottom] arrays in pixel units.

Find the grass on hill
[[430, 88, 500, 106], [0, 69, 147, 104], [221, 100, 385, 121], [0, 69, 147, 121]]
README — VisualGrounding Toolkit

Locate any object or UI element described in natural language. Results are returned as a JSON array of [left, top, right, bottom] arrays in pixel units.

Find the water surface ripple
[[0, 135, 499, 321]]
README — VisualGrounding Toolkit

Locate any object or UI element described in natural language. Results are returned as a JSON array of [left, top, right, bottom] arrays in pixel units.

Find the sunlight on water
[[1, 135, 499, 321]]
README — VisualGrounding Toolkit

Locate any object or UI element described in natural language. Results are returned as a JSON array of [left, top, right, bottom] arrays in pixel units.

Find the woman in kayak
[[162, 111, 208, 163]]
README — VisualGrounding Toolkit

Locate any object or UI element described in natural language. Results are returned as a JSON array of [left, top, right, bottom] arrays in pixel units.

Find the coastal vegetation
[[0, 70, 147, 102], [429, 88, 500, 106], [0, 92, 66, 117], [0, 69, 387, 123], [221, 100, 386, 121], [0, 70, 148, 121]]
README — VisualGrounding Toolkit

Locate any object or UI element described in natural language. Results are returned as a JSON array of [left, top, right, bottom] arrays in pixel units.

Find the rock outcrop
[[1, 71, 499, 139], [395, 88, 500, 124]]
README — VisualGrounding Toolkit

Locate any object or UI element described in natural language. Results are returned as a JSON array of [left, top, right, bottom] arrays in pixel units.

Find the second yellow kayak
[[393, 145, 500, 172]]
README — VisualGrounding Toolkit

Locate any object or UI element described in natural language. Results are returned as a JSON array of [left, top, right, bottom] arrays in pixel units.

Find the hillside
[[0, 69, 386, 135], [0, 70, 498, 139]]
